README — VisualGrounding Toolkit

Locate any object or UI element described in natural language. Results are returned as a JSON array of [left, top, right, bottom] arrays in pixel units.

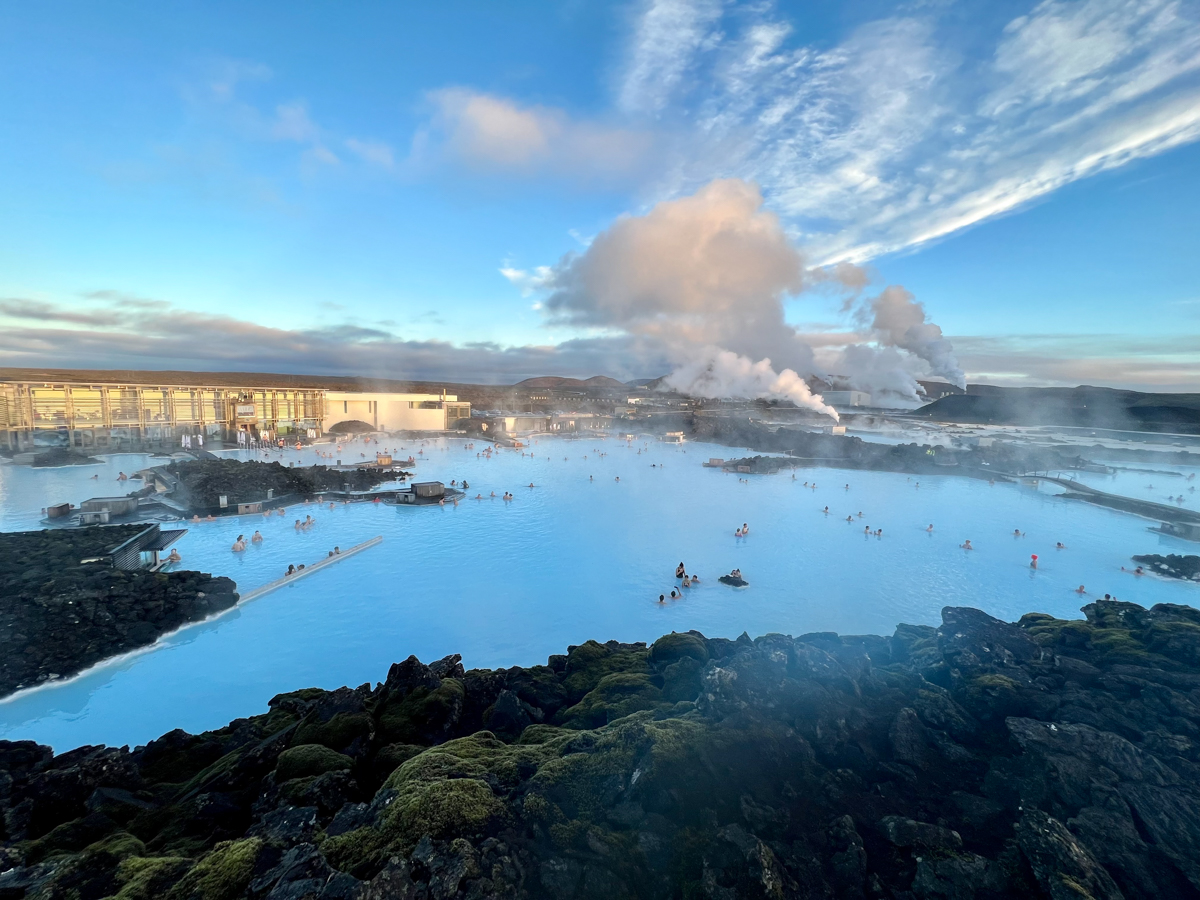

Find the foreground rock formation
[[0, 528, 237, 696], [4, 600, 1200, 899]]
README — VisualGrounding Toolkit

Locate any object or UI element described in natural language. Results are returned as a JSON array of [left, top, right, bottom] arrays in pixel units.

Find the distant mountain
[[514, 375, 628, 390], [916, 385, 1200, 433]]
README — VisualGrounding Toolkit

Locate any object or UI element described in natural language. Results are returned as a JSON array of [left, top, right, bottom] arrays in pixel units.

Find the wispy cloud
[[413, 89, 656, 183], [618, 0, 1200, 262]]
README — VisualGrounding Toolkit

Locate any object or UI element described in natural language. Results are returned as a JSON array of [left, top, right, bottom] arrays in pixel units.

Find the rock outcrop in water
[[167, 460, 406, 511], [1132, 554, 1200, 582], [4, 600, 1200, 899], [0, 528, 238, 696]]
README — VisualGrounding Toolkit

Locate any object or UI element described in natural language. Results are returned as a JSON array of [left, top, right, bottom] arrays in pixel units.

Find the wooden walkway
[[238, 535, 384, 603]]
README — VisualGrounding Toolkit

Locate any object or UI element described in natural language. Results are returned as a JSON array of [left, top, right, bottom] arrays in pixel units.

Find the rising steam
[[664, 348, 839, 420], [509, 178, 963, 410]]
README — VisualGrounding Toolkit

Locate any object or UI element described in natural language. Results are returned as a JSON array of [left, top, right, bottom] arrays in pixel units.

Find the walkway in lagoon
[[1, 433, 1197, 750]]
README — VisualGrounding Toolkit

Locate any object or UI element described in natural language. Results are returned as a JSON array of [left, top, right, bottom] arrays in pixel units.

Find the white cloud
[[417, 88, 655, 182], [500, 265, 555, 296], [345, 137, 396, 169], [270, 101, 320, 143], [618, 0, 1200, 263]]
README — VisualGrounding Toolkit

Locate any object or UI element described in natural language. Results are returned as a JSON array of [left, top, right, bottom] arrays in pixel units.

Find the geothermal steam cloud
[[516, 178, 962, 410]]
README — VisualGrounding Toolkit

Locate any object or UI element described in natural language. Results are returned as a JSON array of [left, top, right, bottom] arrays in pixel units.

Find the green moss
[[319, 826, 389, 878], [377, 678, 465, 743], [164, 838, 262, 900], [525, 719, 648, 822], [650, 633, 708, 666], [108, 855, 193, 900], [662, 656, 705, 703], [387, 777, 505, 842], [276, 743, 353, 781], [558, 673, 665, 729], [561, 641, 651, 703], [295, 712, 371, 751], [373, 742, 424, 782], [384, 732, 552, 794], [86, 831, 146, 861], [518, 725, 574, 746]]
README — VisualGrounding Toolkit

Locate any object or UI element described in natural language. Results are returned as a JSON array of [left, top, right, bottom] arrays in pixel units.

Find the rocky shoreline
[[1132, 553, 1200, 582], [0, 528, 238, 696], [4, 599, 1200, 898]]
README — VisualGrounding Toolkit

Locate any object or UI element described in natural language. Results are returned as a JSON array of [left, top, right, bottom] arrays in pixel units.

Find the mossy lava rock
[[5, 606, 1200, 898]]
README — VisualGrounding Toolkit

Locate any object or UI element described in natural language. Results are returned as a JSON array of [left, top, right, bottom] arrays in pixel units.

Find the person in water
[[1076, 585, 1086, 594], [658, 594, 665, 603], [961, 539, 973, 550], [675, 562, 686, 578], [334, 546, 340, 554], [252, 531, 263, 542], [1056, 542, 1066, 549], [927, 524, 934, 532], [682, 576, 691, 587], [168, 548, 181, 563], [286, 564, 296, 576], [670, 589, 678, 598], [742, 523, 748, 534]]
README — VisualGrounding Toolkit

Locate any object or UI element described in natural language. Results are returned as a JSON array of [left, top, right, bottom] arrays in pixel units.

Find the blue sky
[[1, 0, 1198, 390]]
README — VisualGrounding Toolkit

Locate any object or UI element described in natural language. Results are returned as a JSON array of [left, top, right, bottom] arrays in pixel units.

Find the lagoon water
[[1, 435, 1198, 751]]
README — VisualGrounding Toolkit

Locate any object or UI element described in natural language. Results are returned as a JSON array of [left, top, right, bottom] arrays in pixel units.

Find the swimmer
[[658, 594, 665, 603], [1056, 542, 1066, 549], [736, 528, 743, 536], [823, 506, 829, 514], [864, 526, 870, 534], [670, 590, 678, 599], [295, 519, 302, 530], [1013, 529, 1024, 537], [615, 476, 620, 482], [960, 539, 973, 550], [589, 476, 593, 481], [682, 576, 691, 588], [845, 484, 850, 490], [90, 473, 98, 479], [231, 539, 245, 552], [691, 575, 700, 583], [1030, 554, 1038, 569], [529, 482, 535, 488], [205, 515, 215, 522], [475, 493, 483, 500], [491, 491, 496, 497], [168, 548, 181, 562], [192, 515, 201, 523], [846, 516, 853, 523], [676, 562, 686, 578], [1075, 585, 1086, 594], [334, 546, 340, 554], [742, 523, 748, 534], [287, 564, 296, 576], [927, 524, 934, 532], [251, 531, 263, 543], [857, 512, 863, 518], [117, 471, 127, 481], [1135, 566, 1145, 575]]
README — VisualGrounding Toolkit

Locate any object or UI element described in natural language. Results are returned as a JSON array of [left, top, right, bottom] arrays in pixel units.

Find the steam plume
[[514, 178, 962, 411], [864, 286, 965, 388], [664, 348, 839, 420]]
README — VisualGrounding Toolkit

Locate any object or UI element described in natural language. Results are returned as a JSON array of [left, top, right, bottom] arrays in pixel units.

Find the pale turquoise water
[[1, 435, 1198, 751]]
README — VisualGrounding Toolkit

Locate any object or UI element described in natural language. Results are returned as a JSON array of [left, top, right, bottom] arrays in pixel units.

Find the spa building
[[0, 374, 470, 451]]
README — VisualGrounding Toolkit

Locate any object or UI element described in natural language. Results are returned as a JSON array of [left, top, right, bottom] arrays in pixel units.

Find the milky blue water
[[2, 435, 1198, 751]]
